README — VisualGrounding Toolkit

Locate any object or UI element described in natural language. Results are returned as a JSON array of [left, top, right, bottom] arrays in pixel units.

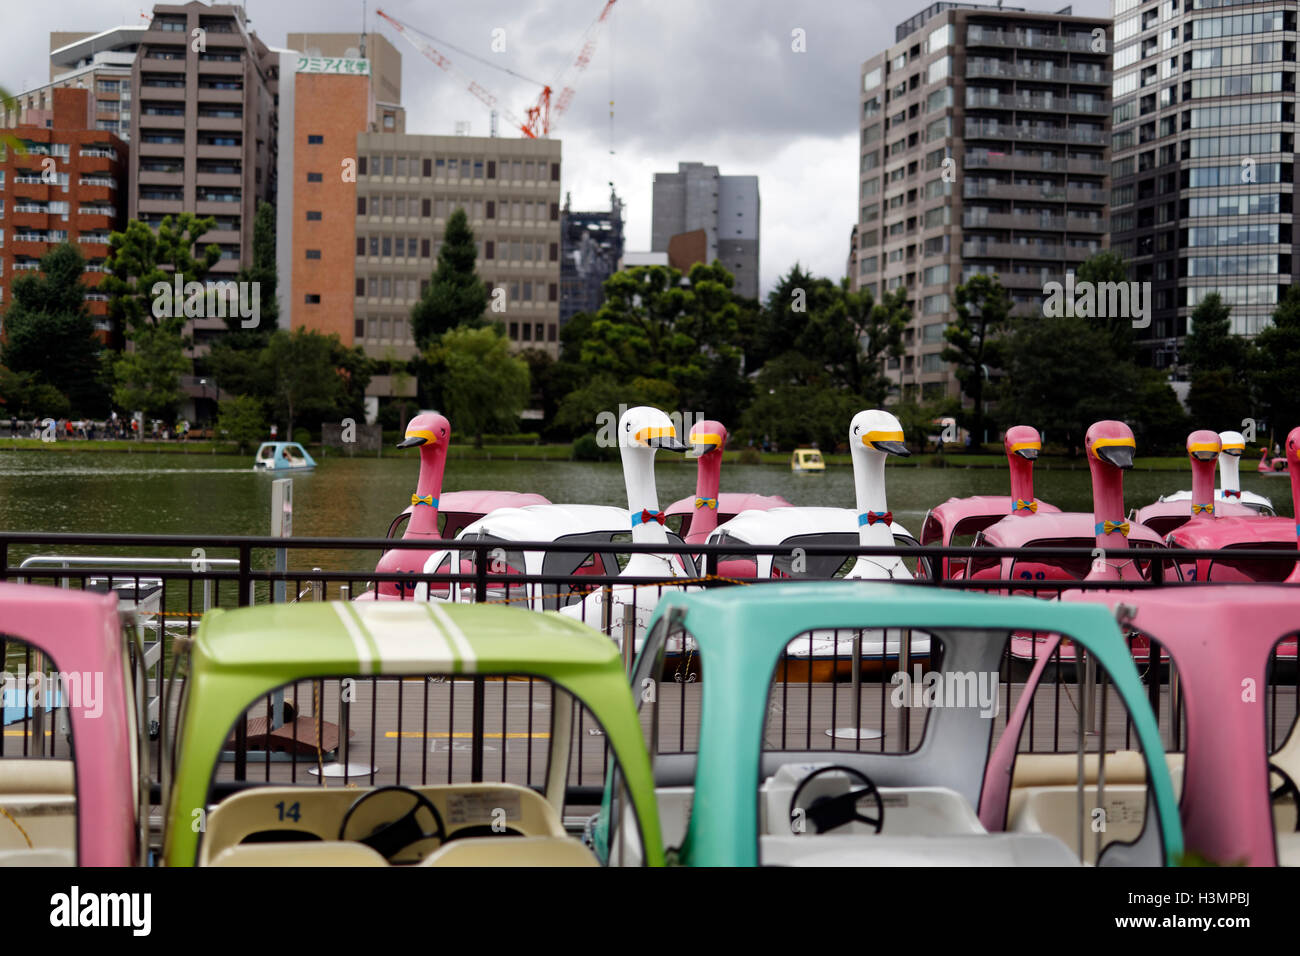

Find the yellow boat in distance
[[790, 448, 825, 473]]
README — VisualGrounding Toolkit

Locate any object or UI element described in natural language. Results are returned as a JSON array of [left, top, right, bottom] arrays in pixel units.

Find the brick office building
[[0, 87, 127, 337]]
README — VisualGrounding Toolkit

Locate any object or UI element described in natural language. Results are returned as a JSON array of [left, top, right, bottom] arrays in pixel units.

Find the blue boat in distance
[[253, 441, 317, 471]]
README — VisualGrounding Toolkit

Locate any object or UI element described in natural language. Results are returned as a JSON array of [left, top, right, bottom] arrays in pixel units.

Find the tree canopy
[[409, 208, 488, 350]]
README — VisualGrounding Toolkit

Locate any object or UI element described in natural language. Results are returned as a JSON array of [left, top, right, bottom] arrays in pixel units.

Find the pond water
[[0, 448, 1289, 573]]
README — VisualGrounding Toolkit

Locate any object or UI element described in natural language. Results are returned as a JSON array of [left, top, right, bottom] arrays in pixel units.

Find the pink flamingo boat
[[1133, 431, 1257, 536], [663, 420, 789, 545], [1259, 446, 1290, 475], [0, 583, 145, 866], [1162, 425, 1300, 589], [1157, 430, 1273, 513], [367, 413, 549, 598], [1055, 586, 1300, 866], [967, 421, 1165, 663], [920, 424, 1061, 578]]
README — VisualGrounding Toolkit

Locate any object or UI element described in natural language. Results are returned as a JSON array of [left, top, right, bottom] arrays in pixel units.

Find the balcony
[[966, 60, 1110, 84], [966, 27, 1099, 53], [79, 177, 118, 190], [78, 147, 119, 160], [962, 239, 1068, 259], [964, 152, 1108, 175], [139, 112, 186, 129], [964, 211, 1069, 231]]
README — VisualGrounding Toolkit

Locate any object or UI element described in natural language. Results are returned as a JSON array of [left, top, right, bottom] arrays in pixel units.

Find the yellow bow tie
[[411, 494, 439, 507], [695, 497, 717, 509], [1095, 520, 1130, 537], [1192, 503, 1214, 515], [1014, 499, 1037, 513]]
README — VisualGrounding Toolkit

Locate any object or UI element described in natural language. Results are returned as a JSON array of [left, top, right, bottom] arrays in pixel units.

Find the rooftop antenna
[[360, 0, 367, 58]]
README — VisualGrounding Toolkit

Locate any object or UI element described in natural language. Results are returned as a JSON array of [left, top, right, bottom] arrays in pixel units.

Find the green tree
[[102, 214, 221, 419], [0, 242, 111, 415], [1183, 292, 1253, 429], [0, 368, 71, 420], [1075, 250, 1136, 359], [942, 273, 1013, 450], [582, 262, 748, 423], [1133, 369, 1190, 454], [1, 86, 23, 153], [226, 200, 277, 341], [431, 326, 529, 447], [749, 264, 839, 372], [1255, 283, 1300, 436], [112, 325, 190, 422], [262, 328, 371, 437], [101, 213, 221, 336], [552, 373, 679, 440], [997, 312, 1139, 454], [216, 395, 267, 452], [409, 208, 488, 349]]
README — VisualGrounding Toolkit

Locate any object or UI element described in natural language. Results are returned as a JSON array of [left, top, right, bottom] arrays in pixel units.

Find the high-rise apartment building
[[651, 161, 760, 299], [560, 188, 624, 324], [0, 88, 127, 332], [128, 1, 278, 348], [351, 134, 564, 360], [857, 2, 1110, 403], [1108, 0, 1296, 368], [2, 28, 143, 142]]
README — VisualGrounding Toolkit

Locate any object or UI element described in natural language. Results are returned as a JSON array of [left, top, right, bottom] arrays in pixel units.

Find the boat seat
[[0, 848, 75, 867], [201, 783, 564, 864], [1008, 785, 1149, 864], [759, 833, 1080, 866], [418, 836, 598, 867], [0, 795, 77, 852], [1010, 751, 1182, 788], [0, 758, 75, 795], [210, 841, 390, 867]]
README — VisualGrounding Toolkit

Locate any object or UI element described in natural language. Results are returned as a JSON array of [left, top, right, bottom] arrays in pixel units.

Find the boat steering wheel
[[789, 765, 885, 835], [339, 785, 448, 862]]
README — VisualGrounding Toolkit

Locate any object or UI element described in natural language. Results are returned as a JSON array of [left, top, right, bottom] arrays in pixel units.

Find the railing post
[[234, 542, 251, 781], [471, 541, 486, 783]]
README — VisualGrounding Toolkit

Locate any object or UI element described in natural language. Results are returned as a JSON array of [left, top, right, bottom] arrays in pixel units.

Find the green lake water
[[0, 448, 1290, 573]]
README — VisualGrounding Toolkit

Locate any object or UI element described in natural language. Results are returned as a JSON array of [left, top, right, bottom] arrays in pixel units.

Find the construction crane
[[376, 2, 617, 139]]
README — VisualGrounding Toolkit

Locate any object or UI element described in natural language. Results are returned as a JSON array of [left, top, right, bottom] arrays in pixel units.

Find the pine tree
[[410, 208, 488, 350]]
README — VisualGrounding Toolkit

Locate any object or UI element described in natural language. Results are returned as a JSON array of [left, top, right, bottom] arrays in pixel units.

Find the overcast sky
[[6, 0, 1111, 299]]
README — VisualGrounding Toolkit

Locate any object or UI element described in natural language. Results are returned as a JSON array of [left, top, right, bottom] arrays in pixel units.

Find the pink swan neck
[[406, 443, 448, 538], [685, 451, 724, 546]]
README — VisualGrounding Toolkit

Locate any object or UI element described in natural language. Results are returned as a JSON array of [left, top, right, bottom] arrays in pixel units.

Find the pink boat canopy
[[1064, 586, 1300, 867], [666, 492, 792, 519], [0, 583, 138, 866]]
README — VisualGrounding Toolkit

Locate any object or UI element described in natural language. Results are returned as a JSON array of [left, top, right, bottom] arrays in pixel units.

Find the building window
[[357, 197, 366, 215], [550, 202, 559, 220], [305, 294, 321, 304], [422, 158, 432, 177], [487, 160, 496, 178], [307, 134, 323, 144], [550, 163, 560, 181], [307, 172, 323, 183], [306, 211, 322, 221], [421, 239, 431, 258], [356, 278, 364, 296], [422, 198, 431, 217], [548, 323, 557, 342], [509, 322, 519, 339], [306, 249, 321, 259], [548, 282, 557, 302], [355, 318, 365, 338]]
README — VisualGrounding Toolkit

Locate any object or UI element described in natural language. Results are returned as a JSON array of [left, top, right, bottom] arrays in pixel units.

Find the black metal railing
[[2, 531, 1297, 815]]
